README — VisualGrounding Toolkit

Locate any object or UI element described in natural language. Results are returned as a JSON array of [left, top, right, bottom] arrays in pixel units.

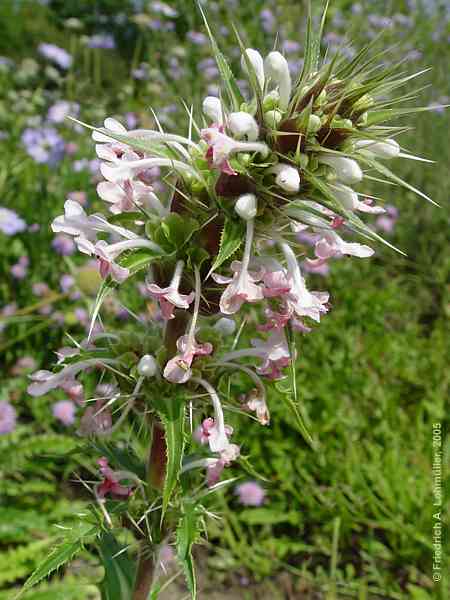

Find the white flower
[[241, 48, 265, 92], [320, 155, 363, 185], [235, 193, 257, 221], [227, 112, 259, 141], [137, 354, 158, 377], [355, 138, 400, 159], [264, 51, 292, 110], [314, 230, 374, 259], [52, 199, 137, 241], [268, 164, 300, 193], [202, 96, 224, 125], [281, 243, 329, 323]]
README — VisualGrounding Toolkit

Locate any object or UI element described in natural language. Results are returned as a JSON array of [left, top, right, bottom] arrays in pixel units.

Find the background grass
[[0, 1, 449, 598]]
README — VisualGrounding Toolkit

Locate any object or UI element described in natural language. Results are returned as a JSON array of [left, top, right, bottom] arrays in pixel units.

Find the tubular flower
[[31, 10, 439, 593], [147, 260, 194, 320]]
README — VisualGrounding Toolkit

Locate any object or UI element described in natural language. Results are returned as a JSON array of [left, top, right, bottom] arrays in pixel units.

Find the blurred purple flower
[[68, 191, 88, 205], [21, 127, 65, 165], [187, 31, 208, 45], [11, 356, 37, 376], [87, 34, 116, 49], [38, 43, 72, 69], [282, 40, 301, 54], [150, 1, 178, 17], [11, 256, 29, 280], [260, 9, 276, 33], [52, 234, 76, 255], [0, 207, 26, 235], [53, 400, 76, 425], [28, 223, 40, 233], [60, 273, 75, 292], [235, 481, 266, 506], [32, 282, 50, 297], [0, 401, 17, 434], [47, 100, 80, 124]]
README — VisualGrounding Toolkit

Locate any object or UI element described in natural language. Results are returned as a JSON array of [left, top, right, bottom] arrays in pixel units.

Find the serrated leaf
[[98, 531, 136, 600], [208, 218, 245, 276], [154, 396, 186, 520], [17, 524, 96, 598], [176, 501, 201, 600]]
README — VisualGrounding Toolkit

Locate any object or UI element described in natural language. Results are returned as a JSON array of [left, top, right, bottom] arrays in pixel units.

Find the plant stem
[[132, 545, 154, 600], [131, 311, 187, 599]]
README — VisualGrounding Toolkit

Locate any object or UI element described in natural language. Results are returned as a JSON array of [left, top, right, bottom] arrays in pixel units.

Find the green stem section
[[131, 311, 187, 599]]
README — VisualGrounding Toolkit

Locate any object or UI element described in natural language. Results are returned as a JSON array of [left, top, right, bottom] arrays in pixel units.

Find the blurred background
[[0, 1, 448, 598]]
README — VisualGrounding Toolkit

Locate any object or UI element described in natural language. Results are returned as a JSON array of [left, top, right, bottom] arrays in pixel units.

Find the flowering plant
[[24, 4, 439, 598]]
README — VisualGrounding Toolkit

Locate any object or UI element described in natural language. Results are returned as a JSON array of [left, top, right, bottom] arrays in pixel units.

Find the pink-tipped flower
[[96, 457, 133, 498], [163, 335, 212, 384], [147, 261, 194, 320], [52, 400, 76, 426], [313, 230, 374, 261], [252, 329, 291, 380], [235, 481, 266, 506], [78, 400, 113, 436], [0, 401, 17, 435], [242, 388, 270, 425], [262, 270, 291, 298], [201, 126, 269, 175], [213, 218, 264, 314], [281, 243, 329, 323]]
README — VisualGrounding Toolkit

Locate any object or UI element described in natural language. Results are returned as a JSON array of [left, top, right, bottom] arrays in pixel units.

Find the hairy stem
[[131, 311, 186, 599]]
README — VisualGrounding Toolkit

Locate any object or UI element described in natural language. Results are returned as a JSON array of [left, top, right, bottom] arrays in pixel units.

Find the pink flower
[[242, 388, 270, 425], [213, 260, 264, 314], [235, 481, 266, 506], [78, 400, 113, 436], [147, 261, 194, 320], [313, 230, 374, 261], [201, 126, 268, 175], [96, 457, 132, 498], [0, 401, 17, 434], [282, 243, 329, 323], [262, 270, 291, 298], [52, 400, 76, 425], [252, 329, 291, 380], [194, 417, 233, 453], [258, 307, 291, 332], [206, 443, 240, 487], [163, 335, 212, 384]]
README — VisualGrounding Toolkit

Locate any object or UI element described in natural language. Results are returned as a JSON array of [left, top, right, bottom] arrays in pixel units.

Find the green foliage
[[209, 218, 245, 275], [97, 532, 136, 600], [155, 396, 186, 520], [176, 501, 202, 599]]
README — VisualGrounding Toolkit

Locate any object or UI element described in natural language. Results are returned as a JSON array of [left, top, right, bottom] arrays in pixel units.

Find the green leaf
[[119, 248, 162, 274], [152, 213, 200, 253], [98, 531, 136, 600], [109, 211, 145, 226], [197, 2, 243, 111], [176, 501, 202, 599], [154, 396, 186, 520], [17, 524, 96, 598], [208, 218, 245, 276]]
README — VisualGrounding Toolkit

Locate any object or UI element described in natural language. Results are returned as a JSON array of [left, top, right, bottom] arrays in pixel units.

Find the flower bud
[[355, 138, 400, 159], [308, 114, 322, 133], [268, 164, 300, 193], [235, 193, 257, 220], [202, 96, 223, 125], [228, 112, 259, 141], [214, 317, 236, 336], [264, 51, 291, 110], [241, 48, 265, 92], [263, 90, 280, 111], [137, 354, 158, 377], [264, 109, 282, 128], [332, 183, 359, 211], [319, 155, 363, 185]]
